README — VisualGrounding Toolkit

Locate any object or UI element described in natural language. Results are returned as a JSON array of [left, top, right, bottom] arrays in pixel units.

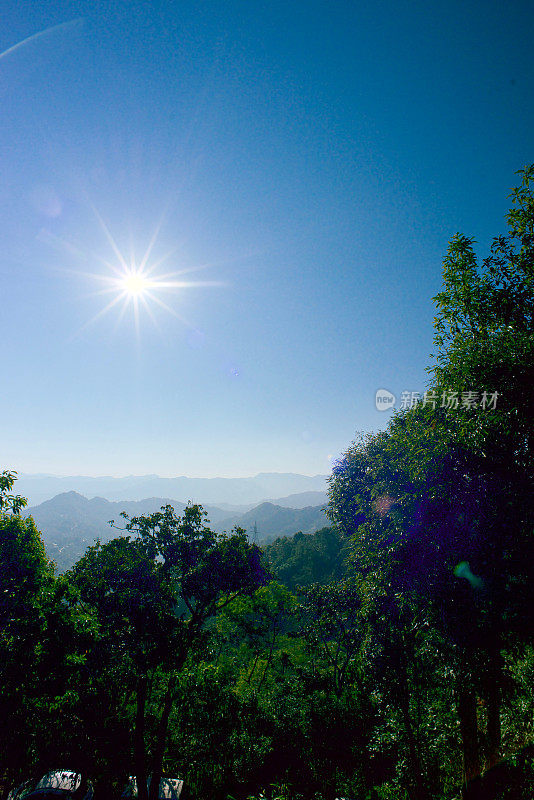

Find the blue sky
[[1, 0, 533, 478]]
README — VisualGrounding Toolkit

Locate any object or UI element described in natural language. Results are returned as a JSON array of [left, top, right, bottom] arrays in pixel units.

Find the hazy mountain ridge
[[217, 502, 328, 543], [17, 472, 328, 507], [25, 490, 329, 571]]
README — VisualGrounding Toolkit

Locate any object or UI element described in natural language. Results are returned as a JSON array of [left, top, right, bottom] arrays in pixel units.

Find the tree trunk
[[486, 672, 501, 770], [458, 688, 480, 785], [245, 650, 261, 685], [399, 686, 427, 800], [256, 623, 278, 693], [148, 675, 175, 800], [397, 637, 427, 800], [134, 675, 149, 800]]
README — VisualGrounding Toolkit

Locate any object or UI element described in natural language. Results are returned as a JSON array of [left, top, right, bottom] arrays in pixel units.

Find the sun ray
[[112, 295, 132, 333], [69, 292, 127, 341], [65, 206, 225, 336], [155, 279, 225, 288], [143, 291, 199, 332], [138, 211, 168, 272], [154, 262, 215, 278], [90, 204, 130, 274], [133, 295, 141, 342], [138, 293, 162, 333], [141, 245, 187, 277], [39, 230, 126, 277], [143, 290, 182, 320]]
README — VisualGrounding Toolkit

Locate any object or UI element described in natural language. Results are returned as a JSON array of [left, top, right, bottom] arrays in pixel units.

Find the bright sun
[[71, 208, 224, 337], [119, 269, 154, 297]]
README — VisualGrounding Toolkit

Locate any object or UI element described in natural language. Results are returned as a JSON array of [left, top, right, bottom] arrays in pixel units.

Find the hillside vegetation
[[24, 493, 328, 571]]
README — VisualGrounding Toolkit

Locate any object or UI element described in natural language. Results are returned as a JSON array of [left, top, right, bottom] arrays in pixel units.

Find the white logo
[[375, 388, 396, 411]]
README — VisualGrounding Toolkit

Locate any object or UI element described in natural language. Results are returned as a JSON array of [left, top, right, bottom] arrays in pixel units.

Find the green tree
[[299, 580, 363, 700], [0, 512, 51, 782], [263, 527, 348, 591], [432, 166, 534, 474], [70, 503, 269, 800], [216, 581, 297, 694], [429, 165, 534, 776], [0, 472, 96, 786], [0, 471, 49, 782], [327, 166, 534, 798], [0, 469, 27, 514]]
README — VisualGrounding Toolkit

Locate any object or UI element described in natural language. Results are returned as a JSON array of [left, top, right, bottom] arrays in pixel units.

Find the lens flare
[[118, 270, 154, 297], [51, 205, 225, 340]]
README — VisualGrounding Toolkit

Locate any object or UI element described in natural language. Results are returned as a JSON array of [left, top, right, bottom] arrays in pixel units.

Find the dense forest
[[1, 168, 533, 800]]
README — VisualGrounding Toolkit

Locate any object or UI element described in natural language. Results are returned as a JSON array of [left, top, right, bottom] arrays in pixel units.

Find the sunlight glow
[[61, 208, 226, 339], [119, 269, 154, 297]]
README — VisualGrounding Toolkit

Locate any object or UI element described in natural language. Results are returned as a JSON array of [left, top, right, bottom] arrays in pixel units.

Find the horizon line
[[17, 470, 330, 480]]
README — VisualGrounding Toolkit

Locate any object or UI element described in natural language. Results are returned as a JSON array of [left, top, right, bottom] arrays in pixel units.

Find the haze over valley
[[22, 472, 329, 570], [17, 471, 328, 508]]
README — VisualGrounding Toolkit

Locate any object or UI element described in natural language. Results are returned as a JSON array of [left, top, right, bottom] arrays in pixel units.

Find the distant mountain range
[[25, 489, 329, 571], [17, 472, 328, 507]]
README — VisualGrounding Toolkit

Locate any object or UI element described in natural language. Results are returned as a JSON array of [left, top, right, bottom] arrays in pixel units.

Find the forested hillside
[[263, 527, 348, 590], [2, 169, 534, 799], [24, 493, 328, 571]]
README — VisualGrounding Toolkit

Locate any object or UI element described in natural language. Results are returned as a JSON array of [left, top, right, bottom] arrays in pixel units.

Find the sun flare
[[63, 207, 225, 339], [118, 269, 154, 298]]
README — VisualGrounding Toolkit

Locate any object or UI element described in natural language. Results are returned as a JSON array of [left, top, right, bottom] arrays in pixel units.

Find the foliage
[[69, 502, 270, 800], [0, 485, 96, 787], [263, 527, 348, 591], [326, 165, 534, 799], [299, 580, 363, 698], [0, 469, 27, 515]]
